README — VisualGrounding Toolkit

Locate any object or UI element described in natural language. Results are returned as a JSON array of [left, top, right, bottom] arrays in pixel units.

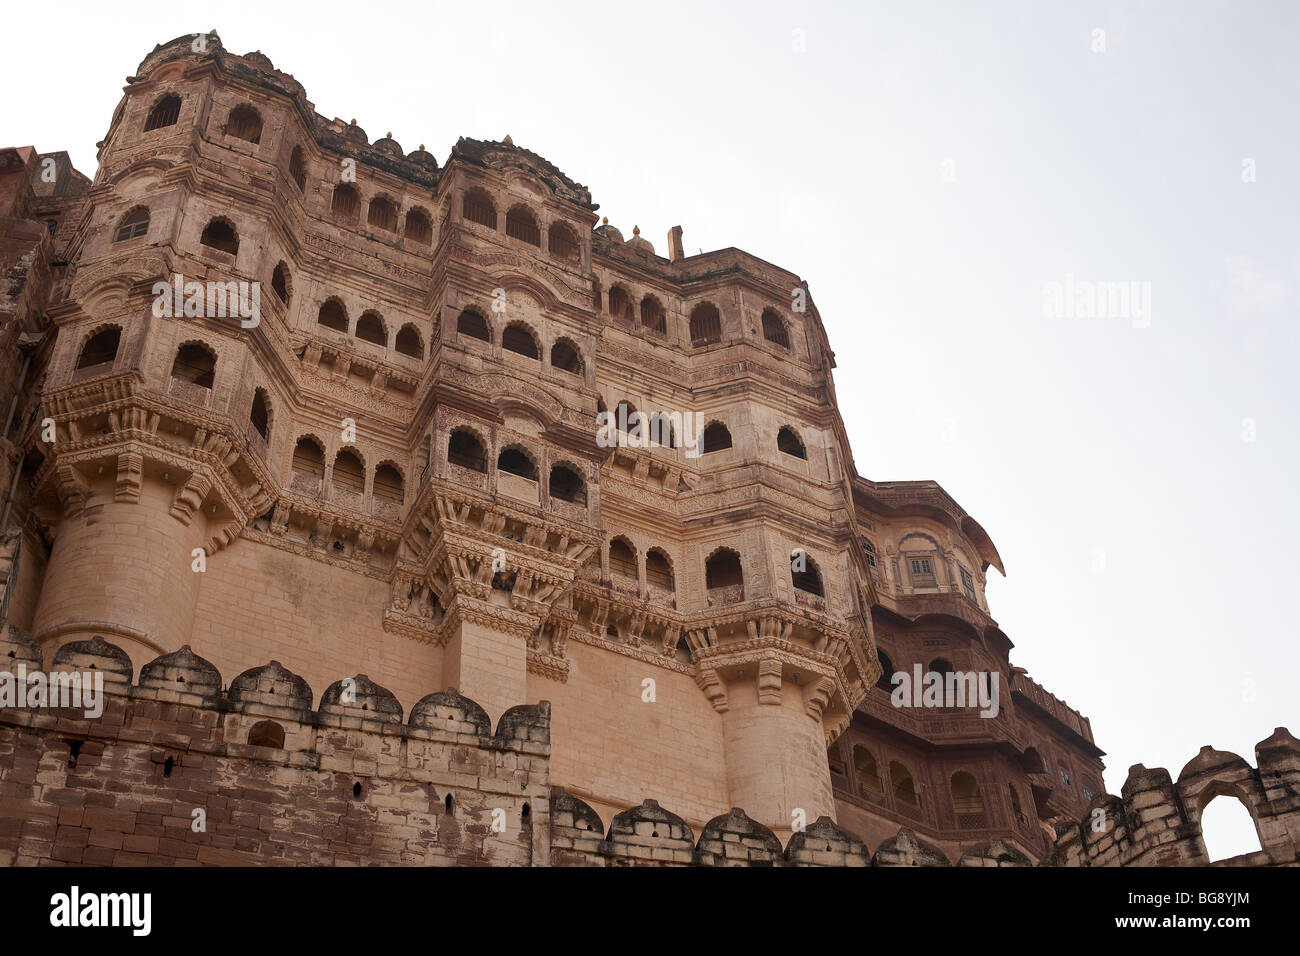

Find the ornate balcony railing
[[707, 583, 744, 607], [331, 484, 365, 509], [373, 498, 402, 523], [167, 377, 211, 407], [245, 421, 268, 462], [289, 472, 322, 495]]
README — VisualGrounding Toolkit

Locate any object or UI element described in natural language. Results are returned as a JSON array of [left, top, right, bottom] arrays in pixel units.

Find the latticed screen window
[[861, 538, 877, 567], [909, 558, 936, 587], [960, 567, 977, 601]]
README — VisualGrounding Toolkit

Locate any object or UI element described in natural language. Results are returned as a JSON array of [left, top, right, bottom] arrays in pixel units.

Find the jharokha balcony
[[707, 583, 745, 607]]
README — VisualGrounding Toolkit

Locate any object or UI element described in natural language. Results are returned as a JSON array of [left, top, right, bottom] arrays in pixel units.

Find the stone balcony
[[707, 583, 744, 607], [497, 471, 540, 507], [167, 377, 213, 408]]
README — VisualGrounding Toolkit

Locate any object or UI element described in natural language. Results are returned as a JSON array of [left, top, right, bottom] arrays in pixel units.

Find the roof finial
[[601, 216, 609, 225], [632, 225, 640, 236], [503, 133, 513, 145], [418, 144, 425, 151], [386, 131, 392, 138], [350, 118, 357, 125]]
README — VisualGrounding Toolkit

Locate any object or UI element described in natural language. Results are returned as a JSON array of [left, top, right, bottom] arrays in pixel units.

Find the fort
[[0, 31, 1294, 867]]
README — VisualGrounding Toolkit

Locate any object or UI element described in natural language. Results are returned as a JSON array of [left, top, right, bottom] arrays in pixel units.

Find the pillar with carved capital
[[33, 469, 210, 675], [693, 612, 857, 838]]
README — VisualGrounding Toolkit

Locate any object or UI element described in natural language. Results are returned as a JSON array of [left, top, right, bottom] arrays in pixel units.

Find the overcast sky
[[4, 0, 1295, 859]]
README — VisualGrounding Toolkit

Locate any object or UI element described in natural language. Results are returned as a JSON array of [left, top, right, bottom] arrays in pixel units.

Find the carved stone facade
[[0, 32, 1283, 867]]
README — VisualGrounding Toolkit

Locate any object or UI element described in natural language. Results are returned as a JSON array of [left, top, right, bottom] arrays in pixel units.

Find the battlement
[[1047, 729, 1300, 867], [1, 626, 1293, 867]]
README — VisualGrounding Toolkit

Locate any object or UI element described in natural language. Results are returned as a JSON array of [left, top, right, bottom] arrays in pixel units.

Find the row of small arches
[[290, 437, 406, 503], [443, 428, 587, 506], [330, 183, 433, 243], [315, 299, 424, 357], [702, 546, 824, 598], [455, 309, 584, 374], [462, 187, 582, 262], [603, 399, 808, 460], [834, 746, 996, 824]]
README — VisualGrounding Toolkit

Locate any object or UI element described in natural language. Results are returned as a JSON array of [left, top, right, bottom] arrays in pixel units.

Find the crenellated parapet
[[0, 626, 549, 866], [1047, 729, 1300, 867]]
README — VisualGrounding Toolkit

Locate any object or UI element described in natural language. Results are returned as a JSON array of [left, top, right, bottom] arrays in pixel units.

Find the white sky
[[4, 0, 1295, 860]]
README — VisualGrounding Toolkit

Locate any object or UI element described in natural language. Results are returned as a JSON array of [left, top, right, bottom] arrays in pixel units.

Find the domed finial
[[633, 225, 640, 236], [418, 143, 425, 151], [350, 118, 357, 125], [386, 131, 392, 138], [503, 133, 513, 145], [601, 216, 609, 225]]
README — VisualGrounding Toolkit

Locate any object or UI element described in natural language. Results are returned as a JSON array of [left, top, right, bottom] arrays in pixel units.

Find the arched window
[[548, 221, 580, 261], [225, 105, 262, 144], [332, 449, 365, 494], [144, 94, 180, 131], [609, 538, 637, 579], [291, 437, 325, 483], [891, 761, 919, 806], [114, 206, 149, 242], [550, 338, 583, 375], [777, 426, 806, 459], [289, 146, 307, 191], [702, 421, 732, 453], [854, 746, 882, 792], [332, 183, 360, 222], [463, 188, 496, 228], [395, 323, 423, 358], [761, 308, 790, 348], [356, 311, 386, 346], [447, 429, 486, 472], [689, 302, 722, 346], [76, 327, 120, 370], [705, 548, 743, 590], [646, 549, 674, 591], [549, 464, 586, 505], [200, 218, 238, 255], [1201, 794, 1264, 862], [317, 299, 348, 332], [497, 446, 538, 480], [404, 208, 432, 244], [502, 323, 539, 359], [457, 309, 490, 342], [641, 295, 666, 334], [367, 196, 398, 231], [792, 554, 823, 596], [876, 650, 895, 691], [1020, 747, 1046, 775], [928, 658, 954, 677], [249, 388, 270, 441], [170, 342, 216, 388], [951, 771, 986, 824], [614, 401, 641, 440], [505, 205, 540, 245], [373, 463, 404, 504], [648, 412, 679, 448], [247, 720, 285, 748], [828, 745, 848, 778], [271, 262, 290, 304], [608, 286, 634, 324]]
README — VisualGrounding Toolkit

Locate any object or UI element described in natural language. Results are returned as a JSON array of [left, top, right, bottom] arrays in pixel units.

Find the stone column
[[33, 471, 208, 675]]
